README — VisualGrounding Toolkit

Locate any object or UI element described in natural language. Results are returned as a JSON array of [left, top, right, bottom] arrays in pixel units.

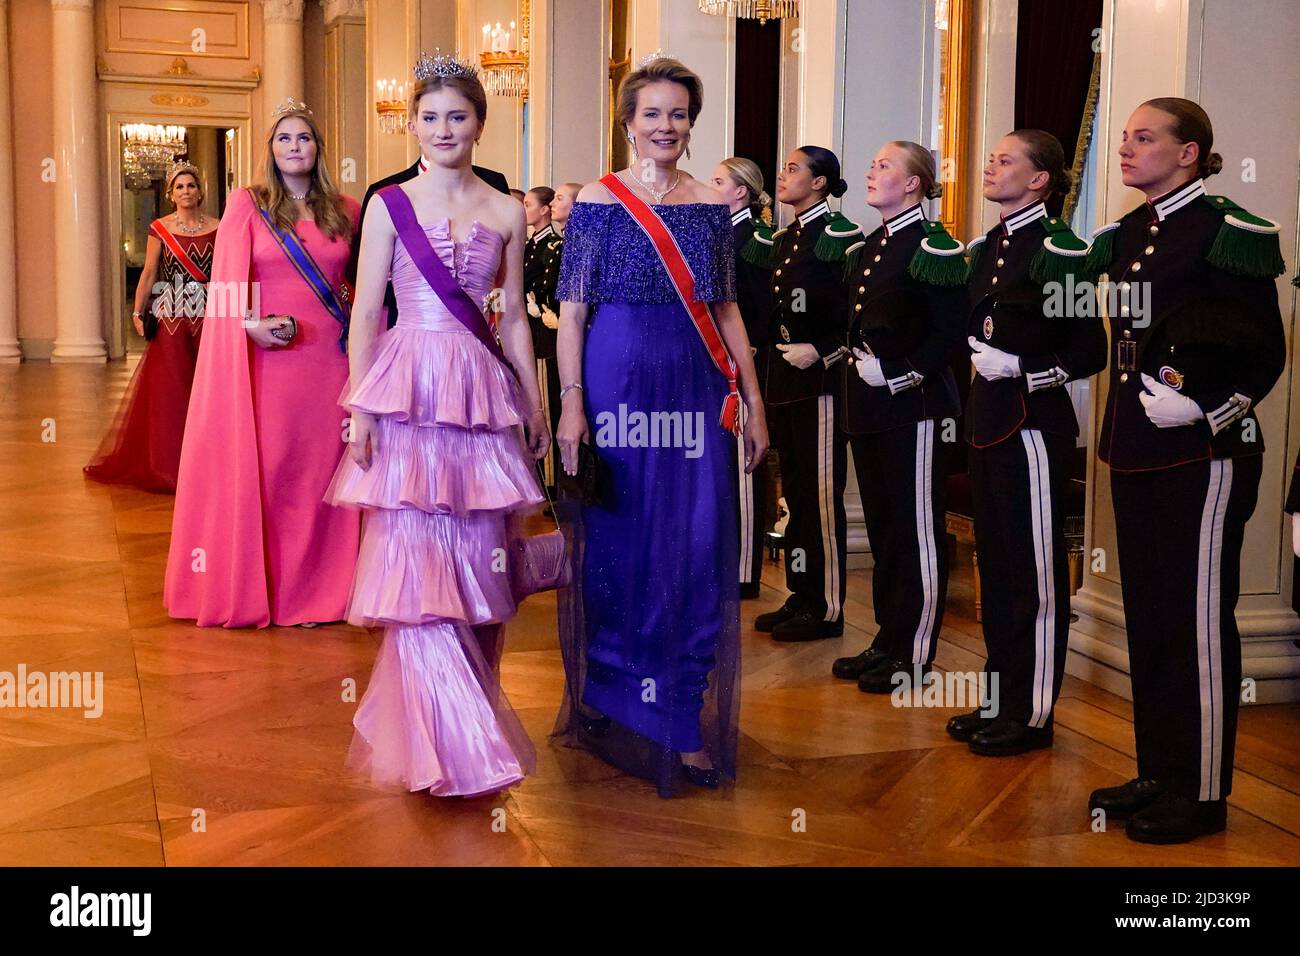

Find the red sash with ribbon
[[599, 173, 740, 435], [149, 220, 210, 284]]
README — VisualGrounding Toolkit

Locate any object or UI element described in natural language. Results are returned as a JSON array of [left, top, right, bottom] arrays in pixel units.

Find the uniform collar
[[796, 198, 831, 227], [1149, 177, 1206, 221], [531, 223, 555, 241], [731, 207, 753, 226], [883, 203, 925, 236], [1001, 199, 1047, 236], [418, 156, 428, 174]]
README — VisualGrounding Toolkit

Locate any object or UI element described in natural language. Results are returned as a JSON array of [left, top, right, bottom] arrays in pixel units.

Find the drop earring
[[628, 132, 637, 162]]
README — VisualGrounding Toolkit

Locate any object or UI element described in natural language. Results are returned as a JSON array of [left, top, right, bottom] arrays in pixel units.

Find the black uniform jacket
[[523, 223, 563, 359], [842, 204, 965, 435], [1094, 178, 1286, 472], [965, 200, 1108, 448]]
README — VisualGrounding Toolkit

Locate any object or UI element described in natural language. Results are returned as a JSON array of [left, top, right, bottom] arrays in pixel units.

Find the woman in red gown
[[85, 163, 217, 492]]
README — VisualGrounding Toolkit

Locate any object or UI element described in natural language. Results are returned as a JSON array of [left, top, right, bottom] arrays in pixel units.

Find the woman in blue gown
[[551, 55, 768, 797]]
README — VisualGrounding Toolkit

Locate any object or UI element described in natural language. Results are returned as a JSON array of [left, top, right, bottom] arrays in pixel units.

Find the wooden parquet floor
[[2, 361, 1297, 866]]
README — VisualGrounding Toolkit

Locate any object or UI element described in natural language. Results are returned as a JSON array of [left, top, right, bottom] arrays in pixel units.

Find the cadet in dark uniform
[[828, 142, 966, 692], [523, 186, 565, 489], [945, 129, 1107, 755], [711, 157, 774, 599], [1085, 98, 1286, 844], [753, 146, 861, 641]]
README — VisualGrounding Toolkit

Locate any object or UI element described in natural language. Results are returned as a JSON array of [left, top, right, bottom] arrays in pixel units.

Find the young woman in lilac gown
[[327, 53, 550, 797], [552, 56, 769, 797]]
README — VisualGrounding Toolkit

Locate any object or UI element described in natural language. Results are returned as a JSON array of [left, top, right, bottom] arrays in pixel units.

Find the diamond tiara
[[165, 160, 201, 183], [414, 49, 478, 82], [271, 97, 313, 118], [637, 49, 676, 69]]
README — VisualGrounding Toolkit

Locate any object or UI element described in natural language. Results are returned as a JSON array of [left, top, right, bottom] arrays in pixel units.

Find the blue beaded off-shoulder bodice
[[556, 201, 737, 305]]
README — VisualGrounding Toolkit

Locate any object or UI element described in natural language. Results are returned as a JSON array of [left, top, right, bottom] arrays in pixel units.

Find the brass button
[[991, 276, 999, 285], [996, 258, 1005, 267], [1123, 329, 1131, 339], [855, 304, 862, 311], [792, 244, 799, 251], [1120, 305, 1130, 316], [1120, 281, 1130, 291], [1149, 224, 1159, 236], [774, 286, 780, 293], [1144, 245, 1155, 255], [1120, 372, 1128, 383], [880, 238, 888, 247], [1131, 261, 1142, 272], [1001, 238, 1010, 248], [775, 269, 782, 276], [784, 257, 791, 264], [858, 286, 865, 293], [864, 269, 871, 276], [873, 254, 882, 262]]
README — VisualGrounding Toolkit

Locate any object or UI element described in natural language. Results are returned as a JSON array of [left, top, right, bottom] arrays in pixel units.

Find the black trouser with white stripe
[[769, 394, 847, 622], [737, 402, 768, 588], [849, 420, 949, 664], [969, 428, 1072, 728], [1111, 455, 1260, 802], [536, 356, 562, 490]]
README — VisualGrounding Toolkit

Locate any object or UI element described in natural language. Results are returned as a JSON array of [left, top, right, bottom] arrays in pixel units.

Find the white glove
[[852, 348, 886, 386], [525, 291, 541, 318], [776, 342, 821, 370], [968, 336, 1023, 381], [1139, 373, 1205, 428], [541, 305, 560, 330]]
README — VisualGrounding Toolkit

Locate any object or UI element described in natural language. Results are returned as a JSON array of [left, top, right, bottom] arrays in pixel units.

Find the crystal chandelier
[[121, 124, 187, 179], [698, 0, 799, 23], [374, 78, 410, 136], [479, 0, 530, 98]]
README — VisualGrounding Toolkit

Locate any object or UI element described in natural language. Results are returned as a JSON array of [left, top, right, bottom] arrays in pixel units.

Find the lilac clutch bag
[[510, 524, 570, 602]]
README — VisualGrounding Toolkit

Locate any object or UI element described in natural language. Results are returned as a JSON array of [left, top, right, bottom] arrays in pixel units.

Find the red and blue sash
[[255, 205, 353, 352], [599, 173, 740, 434]]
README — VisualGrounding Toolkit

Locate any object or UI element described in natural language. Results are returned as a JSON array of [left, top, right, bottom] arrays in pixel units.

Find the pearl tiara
[[414, 49, 478, 82]]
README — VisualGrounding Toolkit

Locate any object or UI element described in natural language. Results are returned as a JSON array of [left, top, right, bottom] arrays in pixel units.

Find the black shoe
[[968, 718, 1053, 756], [1088, 778, 1164, 821], [754, 600, 802, 633], [859, 660, 929, 694], [578, 714, 611, 738], [681, 762, 720, 789], [771, 611, 844, 642], [831, 646, 890, 680], [1126, 792, 1227, 844], [945, 708, 992, 742], [739, 582, 761, 600]]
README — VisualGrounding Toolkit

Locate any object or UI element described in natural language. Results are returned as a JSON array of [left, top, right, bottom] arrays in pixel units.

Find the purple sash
[[376, 185, 515, 377]]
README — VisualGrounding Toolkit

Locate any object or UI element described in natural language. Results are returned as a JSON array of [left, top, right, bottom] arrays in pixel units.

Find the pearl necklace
[[626, 169, 680, 205], [173, 213, 207, 235]]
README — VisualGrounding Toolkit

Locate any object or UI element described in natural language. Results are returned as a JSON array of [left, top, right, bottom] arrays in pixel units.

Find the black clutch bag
[[559, 441, 611, 506], [141, 310, 159, 341]]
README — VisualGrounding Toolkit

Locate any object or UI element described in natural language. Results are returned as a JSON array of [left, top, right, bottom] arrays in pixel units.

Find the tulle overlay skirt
[[553, 301, 741, 797], [327, 325, 544, 797]]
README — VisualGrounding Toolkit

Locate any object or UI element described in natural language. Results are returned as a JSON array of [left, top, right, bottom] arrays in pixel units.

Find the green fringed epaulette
[[813, 211, 863, 264], [1203, 195, 1286, 279], [740, 222, 776, 268], [908, 220, 967, 286], [842, 240, 867, 282], [965, 235, 987, 281], [1292, 272, 1300, 289], [1029, 215, 1092, 285], [1083, 221, 1120, 278]]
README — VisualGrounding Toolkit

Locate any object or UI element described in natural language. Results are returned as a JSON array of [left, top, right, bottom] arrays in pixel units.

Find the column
[[323, 0, 367, 199], [0, 0, 19, 362], [261, 0, 306, 109], [49, 0, 104, 362]]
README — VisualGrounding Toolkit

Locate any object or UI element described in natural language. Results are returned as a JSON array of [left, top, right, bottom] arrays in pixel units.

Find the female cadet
[[753, 146, 861, 641], [1084, 98, 1286, 844], [523, 185, 565, 489], [711, 157, 775, 598], [828, 141, 966, 692], [945, 130, 1107, 756]]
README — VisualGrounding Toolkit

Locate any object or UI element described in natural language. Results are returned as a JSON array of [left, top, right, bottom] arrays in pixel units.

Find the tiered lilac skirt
[[327, 325, 544, 797]]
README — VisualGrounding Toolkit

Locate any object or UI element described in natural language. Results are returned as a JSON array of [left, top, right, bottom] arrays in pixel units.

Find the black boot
[[968, 717, 1053, 756], [754, 598, 802, 633], [859, 660, 929, 694], [1088, 778, 1164, 821], [945, 708, 992, 742], [831, 646, 889, 680], [1126, 792, 1227, 844], [771, 610, 844, 642]]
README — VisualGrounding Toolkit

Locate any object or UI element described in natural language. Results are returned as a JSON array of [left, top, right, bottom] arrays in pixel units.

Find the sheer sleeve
[[696, 204, 737, 303], [556, 202, 610, 303]]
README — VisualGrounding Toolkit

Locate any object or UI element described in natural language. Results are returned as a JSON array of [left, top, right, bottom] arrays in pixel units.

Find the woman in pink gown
[[163, 103, 360, 628], [326, 54, 550, 797]]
